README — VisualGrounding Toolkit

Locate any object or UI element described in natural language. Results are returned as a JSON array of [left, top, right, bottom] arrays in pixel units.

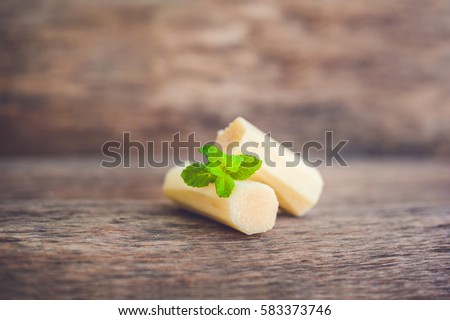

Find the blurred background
[[1, 0, 449, 158], [2, 0, 450, 301]]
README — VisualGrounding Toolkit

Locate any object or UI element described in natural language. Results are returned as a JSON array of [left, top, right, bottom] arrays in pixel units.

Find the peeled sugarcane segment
[[216, 117, 323, 216], [163, 166, 279, 235]]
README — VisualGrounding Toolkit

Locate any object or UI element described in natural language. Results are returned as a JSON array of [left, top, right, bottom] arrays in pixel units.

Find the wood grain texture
[[0, 158, 449, 299], [1, 0, 450, 156]]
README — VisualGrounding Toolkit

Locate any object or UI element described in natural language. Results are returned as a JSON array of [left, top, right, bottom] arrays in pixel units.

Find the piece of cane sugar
[[216, 117, 323, 216], [163, 166, 279, 235]]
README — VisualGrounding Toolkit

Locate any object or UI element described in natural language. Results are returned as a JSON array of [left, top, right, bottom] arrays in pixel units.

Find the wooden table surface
[[0, 157, 449, 299]]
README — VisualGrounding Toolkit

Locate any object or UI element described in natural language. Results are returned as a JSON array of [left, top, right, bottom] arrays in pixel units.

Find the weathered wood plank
[[0, 158, 449, 299], [1, 158, 450, 205], [0, 200, 449, 299], [1, 0, 450, 156]]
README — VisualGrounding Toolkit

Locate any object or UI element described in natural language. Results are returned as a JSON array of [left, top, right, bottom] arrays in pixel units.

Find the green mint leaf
[[199, 144, 225, 169], [199, 144, 223, 158], [228, 154, 262, 180], [225, 154, 243, 173], [181, 163, 216, 187], [205, 162, 224, 176], [215, 173, 235, 198], [180, 144, 262, 198]]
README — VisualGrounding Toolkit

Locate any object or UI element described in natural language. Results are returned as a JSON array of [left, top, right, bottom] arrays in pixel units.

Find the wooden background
[[1, 158, 449, 299], [0, 0, 449, 300], [1, 0, 450, 156]]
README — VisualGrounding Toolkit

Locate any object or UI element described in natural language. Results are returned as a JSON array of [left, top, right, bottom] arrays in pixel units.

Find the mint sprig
[[181, 144, 262, 198]]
